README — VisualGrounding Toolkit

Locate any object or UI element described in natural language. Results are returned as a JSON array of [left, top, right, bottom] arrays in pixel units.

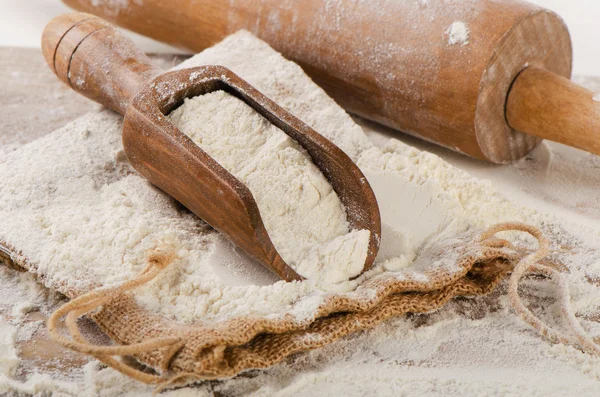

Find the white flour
[[446, 21, 470, 46], [168, 91, 370, 284], [1, 30, 600, 396]]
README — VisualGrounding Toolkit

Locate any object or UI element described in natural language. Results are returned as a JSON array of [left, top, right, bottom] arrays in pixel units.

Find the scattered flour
[[1, 30, 600, 396], [446, 21, 470, 46], [168, 90, 370, 284], [593, 92, 600, 102]]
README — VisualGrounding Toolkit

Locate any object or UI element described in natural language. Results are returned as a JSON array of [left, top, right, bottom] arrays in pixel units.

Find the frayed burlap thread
[[482, 223, 600, 356]]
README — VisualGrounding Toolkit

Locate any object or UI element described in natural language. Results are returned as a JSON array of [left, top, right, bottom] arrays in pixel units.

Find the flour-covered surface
[[1, 35, 600, 395]]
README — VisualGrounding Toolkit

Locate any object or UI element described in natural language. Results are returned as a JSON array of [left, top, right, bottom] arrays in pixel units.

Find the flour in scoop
[[168, 91, 370, 284]]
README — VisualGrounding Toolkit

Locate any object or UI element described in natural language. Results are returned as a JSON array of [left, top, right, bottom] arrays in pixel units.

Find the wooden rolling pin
[[63, 0, 600, 163]]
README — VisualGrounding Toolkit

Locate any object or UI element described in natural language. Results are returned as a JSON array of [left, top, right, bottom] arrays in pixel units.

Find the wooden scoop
[[41, 13, 381, 282]]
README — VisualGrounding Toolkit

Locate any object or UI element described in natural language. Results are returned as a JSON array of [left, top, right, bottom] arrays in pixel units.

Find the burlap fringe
[[482, 223, 600, 355], [46, 222, 599, 392]]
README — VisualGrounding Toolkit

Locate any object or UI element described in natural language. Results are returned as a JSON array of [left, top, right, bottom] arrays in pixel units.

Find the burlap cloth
[[3, 31, 586, 389], [1, 235, 520, 385]]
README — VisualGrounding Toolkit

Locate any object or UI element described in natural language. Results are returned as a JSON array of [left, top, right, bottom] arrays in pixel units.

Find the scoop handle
[[507, 67, 600, 156], [41, 12, 162, 115]]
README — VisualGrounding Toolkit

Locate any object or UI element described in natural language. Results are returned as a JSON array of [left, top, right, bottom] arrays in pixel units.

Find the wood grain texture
[[507, 67, 600, 156], [41, 13, 100, 83], [473, 9, 572, 163], [62, 0, 576, 163], [41, 14, 381, 281], [42, 12, 163, 114]]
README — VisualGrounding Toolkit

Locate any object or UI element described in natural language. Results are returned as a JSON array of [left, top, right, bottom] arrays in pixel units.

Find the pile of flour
[[168, 91, 370, 284]]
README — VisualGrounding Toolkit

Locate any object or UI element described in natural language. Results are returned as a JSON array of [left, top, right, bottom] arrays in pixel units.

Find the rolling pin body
[[63, 0, 576, 163]]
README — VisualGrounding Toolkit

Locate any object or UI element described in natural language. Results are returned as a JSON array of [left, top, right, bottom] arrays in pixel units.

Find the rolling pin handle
[[41, 12, 162, 115], [507, 67, 600, 157]]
